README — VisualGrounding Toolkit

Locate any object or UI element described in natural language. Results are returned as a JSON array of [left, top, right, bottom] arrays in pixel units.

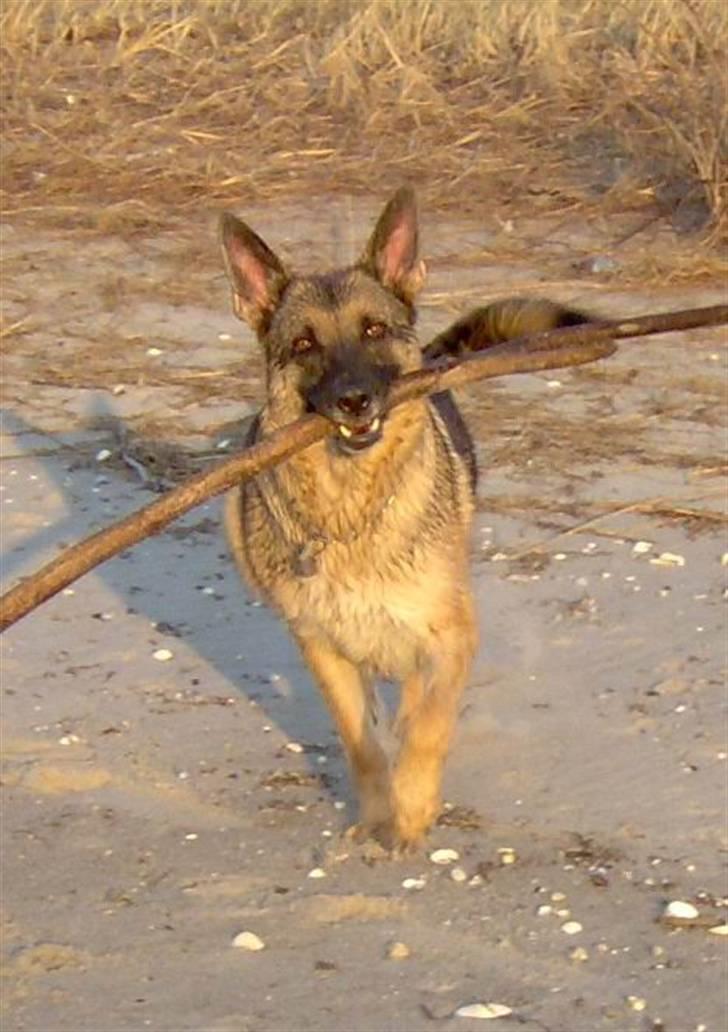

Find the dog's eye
[[291, 335, 318, 356], [363, 321, 388, 341]]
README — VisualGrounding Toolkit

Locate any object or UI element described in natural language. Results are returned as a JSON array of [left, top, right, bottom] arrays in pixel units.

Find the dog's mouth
[[333, 415, 384, 454]]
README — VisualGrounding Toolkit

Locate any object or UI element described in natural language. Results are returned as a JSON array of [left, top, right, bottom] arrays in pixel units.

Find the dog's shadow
[[2, 400, 348, 794]]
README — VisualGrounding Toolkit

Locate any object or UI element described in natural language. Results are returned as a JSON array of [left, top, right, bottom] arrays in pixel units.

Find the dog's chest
[[288, 551, 426, 678]]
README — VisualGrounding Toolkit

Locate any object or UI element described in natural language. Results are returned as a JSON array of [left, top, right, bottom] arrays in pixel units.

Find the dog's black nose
[[336, 390, 371, 417]]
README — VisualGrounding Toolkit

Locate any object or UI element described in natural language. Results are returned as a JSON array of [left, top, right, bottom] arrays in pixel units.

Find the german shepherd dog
[[220, 189, 588, 851]]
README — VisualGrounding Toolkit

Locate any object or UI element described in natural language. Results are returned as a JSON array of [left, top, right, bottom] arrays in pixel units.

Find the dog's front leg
[[295, 631, 392, 836], [390, 599, 476, 850]]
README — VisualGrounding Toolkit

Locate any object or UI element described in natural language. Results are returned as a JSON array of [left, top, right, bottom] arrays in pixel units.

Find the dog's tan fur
[[220, 189, 588, 850]]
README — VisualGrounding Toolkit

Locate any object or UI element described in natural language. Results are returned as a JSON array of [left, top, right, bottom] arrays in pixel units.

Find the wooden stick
[[1, 303, 726, 632]]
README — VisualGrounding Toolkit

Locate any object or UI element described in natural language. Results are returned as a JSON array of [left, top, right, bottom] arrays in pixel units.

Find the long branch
[[1, 303, 726, 632]]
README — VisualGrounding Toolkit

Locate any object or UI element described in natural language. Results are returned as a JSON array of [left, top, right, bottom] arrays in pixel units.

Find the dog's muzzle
[[307, 363, 395, 455], [324, 388, 381, 453]]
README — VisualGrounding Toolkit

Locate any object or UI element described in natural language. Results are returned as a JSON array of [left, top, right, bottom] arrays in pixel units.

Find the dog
[[220, 188, 590, 850]]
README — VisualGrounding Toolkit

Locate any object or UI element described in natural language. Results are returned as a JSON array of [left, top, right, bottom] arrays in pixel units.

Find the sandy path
[[1, 204, 726, 1032]]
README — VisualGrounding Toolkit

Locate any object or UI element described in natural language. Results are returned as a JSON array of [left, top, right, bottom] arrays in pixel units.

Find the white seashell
[[664, 900, 699, 920], [561, 921, 583, 935], [232, 931, 265, 951], [649, 552, 685, 567], [455, 1003, 513, 1020], [429, 848, 459, 865], [402, 877, 426, 890]]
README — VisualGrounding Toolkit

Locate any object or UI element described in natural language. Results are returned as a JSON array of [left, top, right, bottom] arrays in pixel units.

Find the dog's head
[[220, 188, 426, 454]]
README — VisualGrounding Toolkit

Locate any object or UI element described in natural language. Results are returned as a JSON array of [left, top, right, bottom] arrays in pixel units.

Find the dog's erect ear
[[361, 187, 426, 303], [219, 213, 289, 332]]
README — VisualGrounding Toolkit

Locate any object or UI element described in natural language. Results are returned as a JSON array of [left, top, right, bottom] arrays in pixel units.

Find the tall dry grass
[[1, 0, 726, 240]]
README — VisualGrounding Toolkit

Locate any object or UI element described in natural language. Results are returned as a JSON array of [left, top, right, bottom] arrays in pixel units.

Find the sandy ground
[[1, 201, 727, 1032]]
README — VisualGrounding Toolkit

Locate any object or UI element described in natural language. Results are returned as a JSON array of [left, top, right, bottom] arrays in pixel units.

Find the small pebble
[[146, 347, 163, 356], [708, 924, 728, 936], [232, 931, 265, 951], [546, 379, 562, 388], [570, 947, 589, 962], [450, 866, 468, 883], [649, 552, 685, 567], [307, 867, 326, 879], [554, 552, 567, 561], [551, 892, 567, 902], [430, 848, 459, 865], [537, 904, 553, 917], [497, 847, 517, 865], [627, 996, 647, 1012], [285, 742, 304, 754], [664, 900, 699, 920], [561, 921, 583, 935], [632, 540, 653, 555], [152, 648, 174, 662], [333, 800, 346, 810], [111, 384, 125, 395], [95, 448, 112, 462], [386, 941, 410, 960], [402, 877, 426, 890], [454, 1003, 513, 1020], [721, 553, 728, 567]]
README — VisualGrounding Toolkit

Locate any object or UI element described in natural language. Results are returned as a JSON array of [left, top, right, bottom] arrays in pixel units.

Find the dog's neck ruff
[[255, 467, 398, 578]]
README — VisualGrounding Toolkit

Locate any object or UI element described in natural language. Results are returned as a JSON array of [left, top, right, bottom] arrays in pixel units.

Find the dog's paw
[[344, 822, 391, 862], [346, 819, 422, 857]]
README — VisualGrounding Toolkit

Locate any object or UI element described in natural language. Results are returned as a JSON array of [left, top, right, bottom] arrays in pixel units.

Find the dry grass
[[1, 0, 726, 241]]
